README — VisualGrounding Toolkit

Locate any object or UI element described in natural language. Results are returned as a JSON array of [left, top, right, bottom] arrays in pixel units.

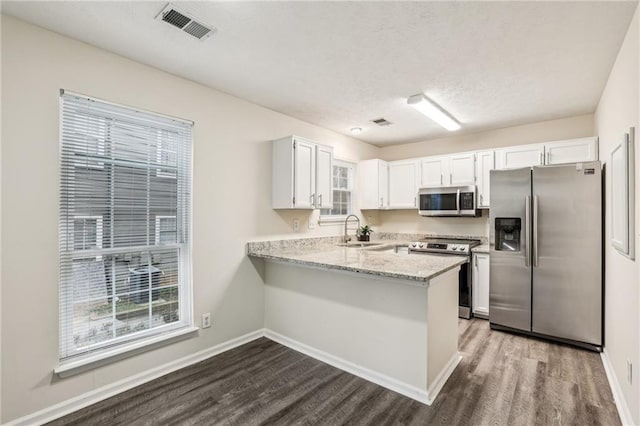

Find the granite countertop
[[472, 244, 490, 254], [247, 238, 468, 285]]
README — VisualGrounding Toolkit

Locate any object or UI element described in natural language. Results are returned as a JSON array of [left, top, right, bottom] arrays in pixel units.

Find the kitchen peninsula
[[247, 237, 466, 404]]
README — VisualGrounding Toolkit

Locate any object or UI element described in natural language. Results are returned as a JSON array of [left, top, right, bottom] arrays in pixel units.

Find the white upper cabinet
[[475, 150, 495, 209], [315, 144, 334, 209], [272, 136, 333, 209], [545, 137, 598, 165], [359, 159, 389, 209], [449, 153, 476, 186], [388, 159, 419, 209], [293, 139, 316, 208], [420, 153, 475, 187], [496, 137, 598, 170], [419, 156, 448, 187], [496, 143, 545, 170]]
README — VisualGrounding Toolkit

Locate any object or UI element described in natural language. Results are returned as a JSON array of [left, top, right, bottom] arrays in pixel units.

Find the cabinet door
[[475, 150, 495, 208], [358, 159, 388, 210], [420, 156, 448, 187], [545, 137, 598, 165], [378, 160, 389, 208], [388, 160, 418, 209], [315, 144, 333, 209], [472, 253, 490, 317], [294, 139, 316, 208], [496, 144, 544, 169], [449, 153, 476, 186]]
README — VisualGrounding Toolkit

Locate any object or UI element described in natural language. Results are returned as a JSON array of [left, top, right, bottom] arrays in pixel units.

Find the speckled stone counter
[[247, 238, 467, 285], [472, 244, 490, 254]]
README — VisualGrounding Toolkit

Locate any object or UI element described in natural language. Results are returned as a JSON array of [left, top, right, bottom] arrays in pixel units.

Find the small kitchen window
[[320, 160, 355, 222]]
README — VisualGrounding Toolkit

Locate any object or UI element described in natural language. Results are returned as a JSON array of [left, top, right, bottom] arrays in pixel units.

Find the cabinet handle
[[480, 194, 483, 204], [475, 255, 478, 267], [546, 152, 550, 164], [310, 193, 315, 205], [440, 174, 443, 185], [414, 197, 417, 207], [380, 197, 383, 207], [539, 152, 544, 165], [319, 194, 322, 207], [450, 173, 452, 185]]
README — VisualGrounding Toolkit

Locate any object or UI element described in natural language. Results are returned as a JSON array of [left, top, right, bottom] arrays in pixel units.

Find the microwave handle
[[456, 189, 460, 214]]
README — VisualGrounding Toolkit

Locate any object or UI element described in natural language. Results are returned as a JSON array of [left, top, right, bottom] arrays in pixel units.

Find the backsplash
[[375, 209, 490, 238]]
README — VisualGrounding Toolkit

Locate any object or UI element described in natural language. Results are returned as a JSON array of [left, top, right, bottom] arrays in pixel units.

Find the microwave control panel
[[460, 192, 475, 209]]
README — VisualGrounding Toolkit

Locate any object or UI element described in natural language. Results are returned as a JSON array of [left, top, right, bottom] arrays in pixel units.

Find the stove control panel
[[409, 242, 471, 253]]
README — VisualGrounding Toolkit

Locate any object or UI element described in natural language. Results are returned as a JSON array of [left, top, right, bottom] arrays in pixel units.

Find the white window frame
[[57, 91, 196, 376], [319, 159, 356, 223]]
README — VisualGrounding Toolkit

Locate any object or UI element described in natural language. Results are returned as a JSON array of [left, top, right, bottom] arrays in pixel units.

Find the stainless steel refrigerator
[[489, 162, 602, 351]]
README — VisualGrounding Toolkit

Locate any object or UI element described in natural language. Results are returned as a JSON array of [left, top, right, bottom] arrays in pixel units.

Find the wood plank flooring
[[48, 319, 620, 425]]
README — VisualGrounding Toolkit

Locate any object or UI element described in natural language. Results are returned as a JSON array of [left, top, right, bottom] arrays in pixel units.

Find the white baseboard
[[426, 351, 463, 404], [6, 328, 464, 425], [601, 349, 635, 426], [264, 329, 431, 405], [4, 329, 265, 426]]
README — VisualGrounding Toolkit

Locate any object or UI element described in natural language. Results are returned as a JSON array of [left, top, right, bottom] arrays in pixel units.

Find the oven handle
[[456, 189, 460, 214]]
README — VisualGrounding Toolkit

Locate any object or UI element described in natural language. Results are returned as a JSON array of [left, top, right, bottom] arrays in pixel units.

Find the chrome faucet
[[343, 214, 360, 243]]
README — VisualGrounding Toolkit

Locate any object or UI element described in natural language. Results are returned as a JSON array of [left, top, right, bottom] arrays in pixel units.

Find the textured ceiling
[[1, 1, 637, 146]]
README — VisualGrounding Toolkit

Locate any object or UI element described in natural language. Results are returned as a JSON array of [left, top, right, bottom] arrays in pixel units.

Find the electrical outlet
[[308, 219, 316, 229], [201, 313, 211, 329], [292, 218, 300, 231], [627, 359, 633, 385]]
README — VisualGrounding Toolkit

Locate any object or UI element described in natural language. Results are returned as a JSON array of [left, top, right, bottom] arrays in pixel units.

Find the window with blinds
[[320, 160, 355, 218], [59, 91, 193, 361]]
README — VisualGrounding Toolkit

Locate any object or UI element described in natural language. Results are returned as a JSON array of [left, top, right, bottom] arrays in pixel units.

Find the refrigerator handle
[[533, 195, 539, 267], [456, 189, 460, 214], [525, 195, 531, 267]]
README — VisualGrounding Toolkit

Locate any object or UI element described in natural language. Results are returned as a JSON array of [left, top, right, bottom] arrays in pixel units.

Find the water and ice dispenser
[[495, 218, 521, 251]]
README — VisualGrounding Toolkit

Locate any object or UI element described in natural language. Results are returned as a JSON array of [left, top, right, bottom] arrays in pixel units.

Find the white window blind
[[59, 91, 193, 361]]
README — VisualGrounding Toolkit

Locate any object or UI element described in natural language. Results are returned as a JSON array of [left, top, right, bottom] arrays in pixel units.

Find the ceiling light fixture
[[350, 127, 363, 135], [407, 94, 461, 131]]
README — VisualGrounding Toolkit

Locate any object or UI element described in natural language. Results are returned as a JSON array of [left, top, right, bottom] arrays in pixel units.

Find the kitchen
[[1, 1, 639, 425]]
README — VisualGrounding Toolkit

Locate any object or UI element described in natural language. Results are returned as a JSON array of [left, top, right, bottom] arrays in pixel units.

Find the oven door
[[409, 252, 472, 319]]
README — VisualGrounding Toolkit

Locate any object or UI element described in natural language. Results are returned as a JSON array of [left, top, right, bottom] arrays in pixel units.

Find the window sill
[[54, 326, 199, 378]]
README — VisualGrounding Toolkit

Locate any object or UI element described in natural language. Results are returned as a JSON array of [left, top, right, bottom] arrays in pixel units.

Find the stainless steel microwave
[[418, 185, 478, 217]]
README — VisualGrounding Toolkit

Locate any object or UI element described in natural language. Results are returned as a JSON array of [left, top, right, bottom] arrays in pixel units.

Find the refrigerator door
[[531, 162, 602, 345], [489, 167, 532, 331]]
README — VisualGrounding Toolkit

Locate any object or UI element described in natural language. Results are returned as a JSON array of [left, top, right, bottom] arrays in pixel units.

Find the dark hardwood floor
[[49, 319, 620, 425]]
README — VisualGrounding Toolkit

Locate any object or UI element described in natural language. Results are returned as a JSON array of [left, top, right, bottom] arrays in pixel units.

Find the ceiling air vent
[[156, 4, 216, 41], [371, 118, 393, 126]]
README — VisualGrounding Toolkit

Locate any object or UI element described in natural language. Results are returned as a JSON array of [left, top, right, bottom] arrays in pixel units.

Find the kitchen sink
[[336, 242, 385, 248], [368, 245, 411, 255]]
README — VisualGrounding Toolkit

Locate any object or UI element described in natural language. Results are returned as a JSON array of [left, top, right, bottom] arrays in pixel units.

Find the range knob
[[411, 243, 417, 247], [451, 245, 458, 251], [419, 243, 424, 248]]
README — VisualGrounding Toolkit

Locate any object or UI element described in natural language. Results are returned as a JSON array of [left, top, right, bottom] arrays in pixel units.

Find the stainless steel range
[[409, 237, 481, 319]]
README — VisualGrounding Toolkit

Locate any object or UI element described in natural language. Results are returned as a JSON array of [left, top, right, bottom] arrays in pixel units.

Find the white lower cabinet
[[472, 253, 490, 318]]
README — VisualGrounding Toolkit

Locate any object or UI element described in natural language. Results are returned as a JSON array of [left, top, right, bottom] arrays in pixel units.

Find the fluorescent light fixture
[[407, 94, 461, 131], [350, 127, 363, 135]]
